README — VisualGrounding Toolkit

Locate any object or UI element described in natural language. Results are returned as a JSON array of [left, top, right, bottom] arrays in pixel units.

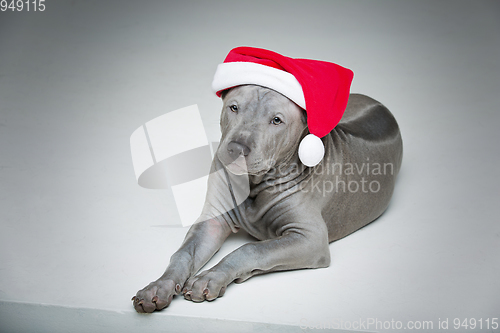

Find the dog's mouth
[[224, 155, 249, 175], [220, 154, 270, 176]]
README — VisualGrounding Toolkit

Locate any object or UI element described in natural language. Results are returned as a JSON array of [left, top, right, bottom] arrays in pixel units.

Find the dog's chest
[[232, 188, 299, 241]]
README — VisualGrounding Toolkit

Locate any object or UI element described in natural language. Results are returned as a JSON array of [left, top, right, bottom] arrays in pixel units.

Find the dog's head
[[217, 85, 307, 176]]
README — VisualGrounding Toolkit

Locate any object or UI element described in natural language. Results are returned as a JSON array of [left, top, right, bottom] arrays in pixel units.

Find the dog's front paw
[[182, 269, 232, 302], [132, 278, 182, 313]]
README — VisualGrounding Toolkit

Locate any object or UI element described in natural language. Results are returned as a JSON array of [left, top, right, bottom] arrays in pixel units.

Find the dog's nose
[[227, 141, 251, 160]]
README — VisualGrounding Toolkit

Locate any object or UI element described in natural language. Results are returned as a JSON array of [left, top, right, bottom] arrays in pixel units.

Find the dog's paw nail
[[138, 299, 144, 305], [131, 296, 136, 301], [203, 288, 209, 295], [182, 288, 187, 294], [152, 296, 159, 303], [175, 284, 182, 293]]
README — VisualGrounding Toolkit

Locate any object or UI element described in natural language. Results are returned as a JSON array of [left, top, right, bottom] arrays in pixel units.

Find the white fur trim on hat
[[211, 62, 306, 109]]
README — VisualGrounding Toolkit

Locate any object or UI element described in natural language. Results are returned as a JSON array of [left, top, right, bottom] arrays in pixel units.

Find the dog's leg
[[132, 218, 231, 312], [182, 217, 330, 302]]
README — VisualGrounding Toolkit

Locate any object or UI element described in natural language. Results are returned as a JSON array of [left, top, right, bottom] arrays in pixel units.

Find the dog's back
[[339, 94, 402, 150], [321, 94, 403, 241]]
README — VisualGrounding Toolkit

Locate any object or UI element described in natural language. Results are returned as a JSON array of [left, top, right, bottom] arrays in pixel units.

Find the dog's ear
[[300, 109, 307, 124], [220, 89, 230, 100]]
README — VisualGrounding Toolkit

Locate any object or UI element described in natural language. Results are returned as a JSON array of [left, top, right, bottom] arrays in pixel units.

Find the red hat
[[212, 46, 354, 167]]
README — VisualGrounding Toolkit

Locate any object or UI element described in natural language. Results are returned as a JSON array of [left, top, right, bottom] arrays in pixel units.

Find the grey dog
[[132, 84, 402, 313]]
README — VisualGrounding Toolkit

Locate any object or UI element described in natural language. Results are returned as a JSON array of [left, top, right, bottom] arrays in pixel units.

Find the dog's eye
[[271, 117, 283, 125], [229, 105, 238, 113]]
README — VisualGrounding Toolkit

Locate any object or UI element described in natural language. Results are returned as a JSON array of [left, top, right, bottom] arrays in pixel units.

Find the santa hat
[[212, 46, 354, 167]]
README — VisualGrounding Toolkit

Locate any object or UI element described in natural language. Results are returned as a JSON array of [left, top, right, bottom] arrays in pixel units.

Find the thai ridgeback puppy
[[132, 85, 402, 313]]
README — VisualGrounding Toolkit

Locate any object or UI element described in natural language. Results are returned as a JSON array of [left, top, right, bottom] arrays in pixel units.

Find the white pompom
[[298, 134, 325, 167]]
